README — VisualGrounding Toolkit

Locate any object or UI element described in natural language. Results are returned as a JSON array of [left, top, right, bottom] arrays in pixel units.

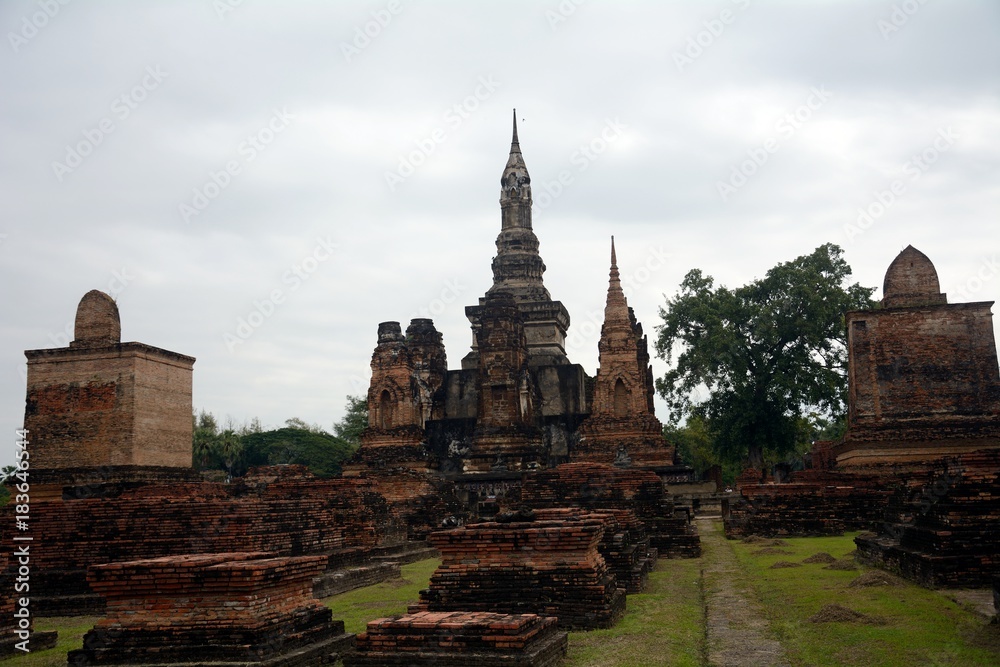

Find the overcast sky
[[2, 0, 998, 465]]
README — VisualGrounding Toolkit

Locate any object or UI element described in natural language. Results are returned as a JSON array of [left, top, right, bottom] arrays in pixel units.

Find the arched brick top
[[881, 245, 947, 308], [71, 290, 121, 348]]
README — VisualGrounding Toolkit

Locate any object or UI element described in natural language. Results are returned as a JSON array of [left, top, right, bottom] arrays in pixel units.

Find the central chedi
[[346, 111, 679, 506], [462, 111, 571, 370]]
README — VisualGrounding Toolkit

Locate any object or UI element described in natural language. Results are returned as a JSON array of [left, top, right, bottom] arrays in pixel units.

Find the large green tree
[[332, 395, 368, 446], [655, 243, 876, 470]]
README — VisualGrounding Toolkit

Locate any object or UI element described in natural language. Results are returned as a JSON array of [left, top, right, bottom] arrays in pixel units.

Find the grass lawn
[[13, 615, 98, 667], [729, 528, 1000, 666], [564, 557, 704, 667], [18, 534, 1000, 667], [324, 558, 440, 634]]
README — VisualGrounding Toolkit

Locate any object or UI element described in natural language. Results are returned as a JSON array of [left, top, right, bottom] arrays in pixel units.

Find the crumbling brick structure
[[577, 239, 674, 467], [857, 448, 1000, 587], [0, 465, 394, 616], [347, 612, 567, 667], [412, 512, 626, 630], [468, 290, 545, 471], [348, 114, 695, 520], [24, 290, 195, 476], [724, 248, 1000, 580], [9, 293, 407, 615], [836, 245, 1000, 467], [723, 468, 895, 538], [521, 462, 701, 558], [532, 507, 655, 593], [68, 553, 354, 666]]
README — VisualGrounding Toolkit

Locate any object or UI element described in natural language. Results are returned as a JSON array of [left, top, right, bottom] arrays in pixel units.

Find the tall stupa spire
[[605, 236, 628, 322], [490, 109, 548, 302], [511, 108, 520, 152], [464, 111, 571, 371]]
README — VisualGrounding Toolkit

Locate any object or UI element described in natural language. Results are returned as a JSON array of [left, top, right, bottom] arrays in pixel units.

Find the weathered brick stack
[[67, 553, 354, 666], [575, 239, 675, 467], [723, 469, 895, 538], [412, 513, 626, 629], [349, 468, 464, 543], [0, 466, 394, 615], [520, 462, 701, 558], [856, 449, 1000, 587], [346, 611, 567, 667], [532, 507, 654, 593]]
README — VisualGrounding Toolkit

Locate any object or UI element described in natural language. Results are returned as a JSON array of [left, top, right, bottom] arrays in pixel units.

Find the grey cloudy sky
[[2, 0, 998, 463]]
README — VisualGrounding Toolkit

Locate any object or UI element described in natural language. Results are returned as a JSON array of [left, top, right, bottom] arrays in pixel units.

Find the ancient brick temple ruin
[[25, 289, 197, 491], [346, 111, 689, 518], [725, 246, 1000, 587], [348, 612, 567, 667], [68, 553, 354, 667], [411, 511, 627, 630], [3, 292, 405, 616]]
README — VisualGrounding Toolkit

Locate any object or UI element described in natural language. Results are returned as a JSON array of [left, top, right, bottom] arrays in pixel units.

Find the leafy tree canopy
[[332, 395, 368, 446], [192, 396, 366, 479], [655, 243, 876, 470]]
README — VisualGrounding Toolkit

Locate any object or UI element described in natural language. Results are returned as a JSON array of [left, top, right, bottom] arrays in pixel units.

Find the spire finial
[[510, 108, 520, 154], [605, 235, 627, 320]]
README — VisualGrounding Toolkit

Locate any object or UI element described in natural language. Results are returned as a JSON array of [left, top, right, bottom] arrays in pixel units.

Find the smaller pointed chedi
[[576, 238, 674, 466]]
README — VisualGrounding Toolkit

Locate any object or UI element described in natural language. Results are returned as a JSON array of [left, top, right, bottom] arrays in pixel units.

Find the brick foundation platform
[[67, 553, 353, 667], [346, 611, 567, 667], [856, 449, 1000, 587], [0, 466, 393, 615], [723, 469, 895, 538], [412, 514, 626, 629], [532, 507, 655, 593], [520, 462, 701, 558]]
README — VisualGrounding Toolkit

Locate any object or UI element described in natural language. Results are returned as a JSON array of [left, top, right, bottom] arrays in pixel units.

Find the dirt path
[[698, 518, 791, 667]]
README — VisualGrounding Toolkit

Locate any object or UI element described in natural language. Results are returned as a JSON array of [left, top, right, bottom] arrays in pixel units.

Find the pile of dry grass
[[809, 603, 887, 625], [802, 552, 836, 564], [770, 560, 802, 569], [823, 558, 858, 571], [847, 571, 901, 588]]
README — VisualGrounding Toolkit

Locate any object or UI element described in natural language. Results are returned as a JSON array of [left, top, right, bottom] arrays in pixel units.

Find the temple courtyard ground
[[22, 520, 999, 667]]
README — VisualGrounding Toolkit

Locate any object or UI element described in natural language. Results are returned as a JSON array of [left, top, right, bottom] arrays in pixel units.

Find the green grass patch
[[728, 524, 1000, 667], [565, 557, 704, 667], [13, 616, 98, 667], [324, 558, 440, 634]]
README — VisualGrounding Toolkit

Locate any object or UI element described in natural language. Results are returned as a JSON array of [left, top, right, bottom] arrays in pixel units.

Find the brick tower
[[576, 238, 673, 466]]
